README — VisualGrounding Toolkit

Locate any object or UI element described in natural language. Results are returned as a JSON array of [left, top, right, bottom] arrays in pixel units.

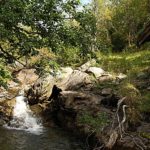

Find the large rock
[[15, 69, 39, 85], [57, 70, 91, 91], [0, 98, 16, 121], [57, 91, 104, 111], [26, 74, 55, 105]]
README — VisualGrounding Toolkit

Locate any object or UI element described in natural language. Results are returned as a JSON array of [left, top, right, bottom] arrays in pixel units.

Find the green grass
[[94, 49, 150, 122], [95, 50, 150, 78], [139, 92, 150, 112], [140, 132, 150, 140]]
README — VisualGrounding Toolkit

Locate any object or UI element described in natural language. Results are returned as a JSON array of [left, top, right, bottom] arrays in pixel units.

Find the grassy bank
[[95, 49, 150, 121]]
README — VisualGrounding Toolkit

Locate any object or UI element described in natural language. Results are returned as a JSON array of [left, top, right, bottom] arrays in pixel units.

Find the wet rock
[[87, 67, 105, 78], [26, 74, 55, 105], [30, 104, 43, 116], [137, 122, 150, 133], [0, 98, 16, 119]]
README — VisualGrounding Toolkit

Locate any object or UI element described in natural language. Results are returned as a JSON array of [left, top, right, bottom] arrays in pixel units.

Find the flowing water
[[1, 94, 84, 150], [6, 95, 43, 134]]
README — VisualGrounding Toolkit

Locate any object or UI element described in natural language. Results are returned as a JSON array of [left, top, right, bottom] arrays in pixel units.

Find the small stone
[[101, 88, 113, 96], [116, 73, 127, 80]]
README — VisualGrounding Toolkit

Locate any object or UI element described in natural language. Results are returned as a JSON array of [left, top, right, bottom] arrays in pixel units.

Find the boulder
[[58, 91, 104, 111], [0, 98, 16, 119], [26, 74, 55, 105], [57, 70, 91, 91], [15, 69, 39, 85]]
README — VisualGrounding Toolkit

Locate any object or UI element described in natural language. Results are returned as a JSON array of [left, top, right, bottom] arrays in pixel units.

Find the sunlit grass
[[95, 49, 150, 121], [95, 50, 150, 78]]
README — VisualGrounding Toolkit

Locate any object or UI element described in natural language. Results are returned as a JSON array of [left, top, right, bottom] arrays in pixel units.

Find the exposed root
[[120, 133, 147, 150], [116, 97, 126, 138], [105, 96, 146, 150], [85, 130, 96, 150], [106, 130, 118, 149]]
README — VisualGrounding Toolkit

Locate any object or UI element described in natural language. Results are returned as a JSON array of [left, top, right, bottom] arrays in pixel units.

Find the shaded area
[[137, 21, 150, 46], [0, 127, 84, 150]]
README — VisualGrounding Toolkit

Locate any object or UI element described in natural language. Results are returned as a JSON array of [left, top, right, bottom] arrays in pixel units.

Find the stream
[[0, 94, 84, 150], [0, 127, 84, 150]]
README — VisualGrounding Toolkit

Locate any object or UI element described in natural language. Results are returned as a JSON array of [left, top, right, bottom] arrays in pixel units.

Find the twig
[[86, 130, 96, 150]]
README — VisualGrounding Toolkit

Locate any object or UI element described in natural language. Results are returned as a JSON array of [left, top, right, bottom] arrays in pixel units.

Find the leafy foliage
[[0, 62, 11, 88], [92, 0, 150, 52]]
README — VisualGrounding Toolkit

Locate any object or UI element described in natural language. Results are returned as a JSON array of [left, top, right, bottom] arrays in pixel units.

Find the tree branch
[[0, 44, 25, 67]]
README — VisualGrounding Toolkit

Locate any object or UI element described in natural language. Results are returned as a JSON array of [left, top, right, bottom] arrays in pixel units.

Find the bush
[[0, 62, 11, 88], [57, 46, 81, 66]]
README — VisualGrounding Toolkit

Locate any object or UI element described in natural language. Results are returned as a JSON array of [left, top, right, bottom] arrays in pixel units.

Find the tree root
[[108, 96, 147, 150]]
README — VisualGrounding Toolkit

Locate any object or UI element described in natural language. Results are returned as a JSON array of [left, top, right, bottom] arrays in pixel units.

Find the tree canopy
[[0, 0, 150, 86]]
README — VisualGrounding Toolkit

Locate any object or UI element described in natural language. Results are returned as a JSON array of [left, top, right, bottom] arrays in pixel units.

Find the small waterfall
[[6, 93, 43, 134]]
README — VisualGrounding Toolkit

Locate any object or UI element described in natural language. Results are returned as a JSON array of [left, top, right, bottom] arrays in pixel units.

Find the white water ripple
[[5, 95, 43, 135]]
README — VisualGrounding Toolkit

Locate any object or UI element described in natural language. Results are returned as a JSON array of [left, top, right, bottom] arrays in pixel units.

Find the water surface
[[0, 127, 84, 150]]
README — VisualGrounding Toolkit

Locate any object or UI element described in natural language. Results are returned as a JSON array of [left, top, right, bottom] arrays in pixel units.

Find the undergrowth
[[77, 112, 110, 132], [95, 49, 150, 122]]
